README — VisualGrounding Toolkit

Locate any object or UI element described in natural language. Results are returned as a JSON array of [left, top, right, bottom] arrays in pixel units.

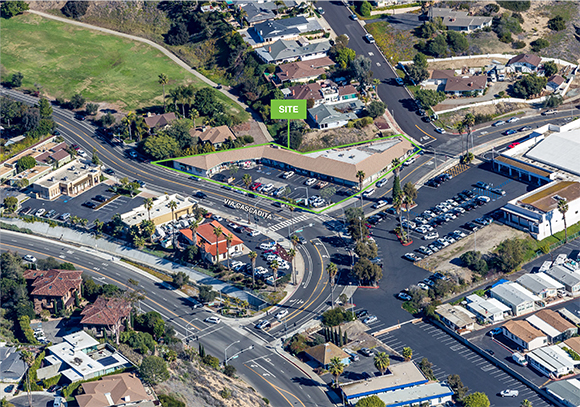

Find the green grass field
[[0, 13, 248, 121]]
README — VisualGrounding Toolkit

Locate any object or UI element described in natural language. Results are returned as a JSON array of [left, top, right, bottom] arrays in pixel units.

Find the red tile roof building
[[76, 373, 153, 407], [275, 57, 335, 83], [81, 297, 132, 340], [23, 269, 82, 314], [179, 220, 244, 264], [143, 112, 177, 129]]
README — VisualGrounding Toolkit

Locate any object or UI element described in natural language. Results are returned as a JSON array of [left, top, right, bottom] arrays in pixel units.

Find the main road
[[1, 232, 336, 407]]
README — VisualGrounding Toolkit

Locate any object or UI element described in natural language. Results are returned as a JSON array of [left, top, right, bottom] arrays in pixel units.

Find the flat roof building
[[465, 294, 510, 324], [526, 130, 580, 177], [502, 320, 548, 351], [490, 282, 540, 316], [527, 345, 577, 378], [529, 309, 578, 343], [32, 159, 101, 201], [546, 265, 580, 295], [517, 273, 564, 299], [120, 194, 198, 227], [501, 181, 580, 241], [172, 138, 414, 189], [435, 304, 476, 333], [545, 378, 580, 407]]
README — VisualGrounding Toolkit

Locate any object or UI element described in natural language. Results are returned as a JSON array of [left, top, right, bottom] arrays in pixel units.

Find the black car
[[360, 347, 373, 357], [84, 201, 97, 209], [485, 349, 495, 355], [463, 222, 480, 231], [94, 195, 108, 202], [385, 207, 397, 215], [462, 190, 474, 198], [356, 309, 368, 319], [195, 191, 207, 199], [368, 216, 381, 225], [103, 168, 115, 175], [133, 180, 145, 188], [426, 179, 440, 188], [422, 116, 431, 123], [75, 114, 86, 121], [53, 130, 61, 136]]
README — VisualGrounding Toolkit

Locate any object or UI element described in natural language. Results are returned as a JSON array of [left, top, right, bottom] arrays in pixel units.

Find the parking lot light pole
[[224, 340, 240, 366]]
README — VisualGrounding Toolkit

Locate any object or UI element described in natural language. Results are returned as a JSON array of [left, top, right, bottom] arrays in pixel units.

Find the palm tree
[[402, 346, 413, 361], [144, 198, 154, 221], [393, 192, 405, 240], [249, 251, 257, 288], [158, 73, 169, 111], [242, 173, 252, 190], [328, 357, 345, 388], [326, 262, 338, 308], [463, 112, 475, 153], [558, 199, 569, 243], [20, 350, 34, 407], [189, 218, 200, 246], [288, 248, 296, 286], [168, 87, 181, 113], [213, 226, 223, 265], [520, 400, 533, 407], [403, 182, 417, 239], [374, 352, 390, 375], [356, 170, 365, 209], [225, 233, 233, 270], [168, 200, 177, 249], [271, 260, 279, 290], [291, 234, 300, 284], [182, 84, 195, 117], [391, 157, 401, 175]]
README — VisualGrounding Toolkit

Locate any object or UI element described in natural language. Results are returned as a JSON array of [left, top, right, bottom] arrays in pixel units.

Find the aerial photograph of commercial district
[[2, 0, 580, 406]]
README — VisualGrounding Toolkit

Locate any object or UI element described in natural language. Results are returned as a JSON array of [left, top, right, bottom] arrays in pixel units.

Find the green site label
[[270, 99, 307, 120]]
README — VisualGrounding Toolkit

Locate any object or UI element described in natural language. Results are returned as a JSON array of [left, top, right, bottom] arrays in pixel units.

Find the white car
[[397, 292, 412, 301], [444, 235, 456, 244], [454, 207, 466, 214], [260, 242, 276, 250], [404, 253, 421, 262], [305, 178, 317, 186], [372, 200, 388, 209], [417, 282, 429, 291], [477, 195, 491, 203], [35, 208, 46, 216], [255, 320, 271, 330], [363, 315, 377, 324], [248, 229, 261, 237], [493, 120, 506, 127], [282, 171, 294, 179], [436, 238, 450, 247], [277, 261, 290, 270], [23, 255, 37, 262], [500, 390, 519, 397], [204, 316, 221, 324], [453, 230, 467, 238], [423, 232, 439, 240], [78, 150, 88, 158], [376, 178, 388, 188], [211, 214, 223, 222], [261, 184, 274, 193], [276, 309, 289, 319], [446, 199, 459, 207], [507, 116, 520, 123], [415, 226, 429, 234], [362, 188, 375, 198]]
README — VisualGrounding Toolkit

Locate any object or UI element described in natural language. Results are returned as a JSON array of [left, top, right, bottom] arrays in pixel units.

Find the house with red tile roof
[[76, 372, 154, 407], [179, 220, 244, 264], [23, 269, 82, 314], [81, 297, 132, 341], [143, 112, 177, 130]]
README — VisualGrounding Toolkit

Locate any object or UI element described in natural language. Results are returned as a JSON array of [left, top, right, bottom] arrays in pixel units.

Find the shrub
[[512, 40, 526, 49], [159, 394, 185, 407], [460, 251, 489, 274], [322, 308, 354, 326], [530, 38, 549, 52], [496, 1, 530, 12], [202, 354, 220, 369], [548, 15, 566, 31]]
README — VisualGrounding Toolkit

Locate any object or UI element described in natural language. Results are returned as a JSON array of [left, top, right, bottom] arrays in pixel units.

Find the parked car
[[423, 232, 439, 240], [395, 77, 404, 86], [45, 209, 57, 218], [397, 292, 412, 301], [103, 168, 115, 175], [500, 390, 519, 397], [508, 142, 520, 149], [350, 14, 358, 20], [364, 34, 375, 43], [356, 309, 368, 319], [282, 171, 294, 179], [23, 255, 37, 262], [360, 348, 373, 357], [435, 127, 445, 134], [475, 181, 490, 190], [305, 178, 317, 186], [35, 208, 46, 216], [404, 253, 421, 262], [83, 201, 97, 209], [94, 195, 108, 202], [363, 315, 377, 324], [490, 188, 505, 196], [4, 385, 15, 393]]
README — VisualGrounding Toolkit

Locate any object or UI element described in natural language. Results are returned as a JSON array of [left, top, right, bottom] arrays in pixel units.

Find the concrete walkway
[[26, 10, 273, 142]]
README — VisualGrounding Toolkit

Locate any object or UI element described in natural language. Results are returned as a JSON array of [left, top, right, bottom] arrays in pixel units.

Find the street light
[[224, 340, 241, 366]]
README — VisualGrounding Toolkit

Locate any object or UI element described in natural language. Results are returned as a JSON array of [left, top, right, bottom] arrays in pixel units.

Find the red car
[[71, 144, 81, 151], [250, 182, 262, 191], [508, 142, 520, 149]]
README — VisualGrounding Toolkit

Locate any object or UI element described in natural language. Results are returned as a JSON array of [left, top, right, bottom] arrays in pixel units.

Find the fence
[[400, 54, 578, 68]]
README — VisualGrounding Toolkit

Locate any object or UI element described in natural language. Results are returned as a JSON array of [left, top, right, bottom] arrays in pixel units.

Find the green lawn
[[0, 13, 249, 121], [365, 21, 417, 64]]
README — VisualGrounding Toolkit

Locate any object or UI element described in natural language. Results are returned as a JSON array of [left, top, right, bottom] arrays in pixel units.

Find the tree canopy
[[16, 156, 37, 173], [356, 395, 385, 407], [462, 392, 490, 407], [139, 356, 170, 385], [415, 89, 446, 108], [367, 101, 386, 119], [1, 1, 29, 18], [512, 74, 547, 99]]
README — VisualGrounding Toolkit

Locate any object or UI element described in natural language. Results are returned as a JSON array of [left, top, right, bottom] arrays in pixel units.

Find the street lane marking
[[244, 364, 304, 407], [415, 124, 437, 140]]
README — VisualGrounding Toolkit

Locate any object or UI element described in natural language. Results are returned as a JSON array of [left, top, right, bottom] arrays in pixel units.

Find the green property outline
[[151, 133, 422, 215]]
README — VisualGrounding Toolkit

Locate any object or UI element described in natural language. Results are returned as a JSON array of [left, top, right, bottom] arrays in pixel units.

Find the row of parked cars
[[398, 273, 449, 297], [20, 207, 72, 221], [425, 172, 452, 188]]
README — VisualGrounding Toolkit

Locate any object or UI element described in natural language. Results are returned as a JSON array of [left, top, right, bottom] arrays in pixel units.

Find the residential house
[[179, 220, 244, 264], [507, 54, 542, 73], [564, 337, 580, 357], [190, 125, 237, 148], [241, 2, 277, 25], [547, 265, 580, 295], [23, 269, 82, 314], [0, 346, 28, 383], [76, 372, 154, 407], [373, 0, 416, 6], [516, 273, 564, 299], [252, 16, 315, 43], [528, 309, 577, 343], [340, 361, 453, 406], [490, 282, 540, 316], [275, 57, 335, 83], [545, 378, 580, 407], [444, 76, 487, 96], [429, 8, 492, 33], [308, 104, 358, 129], [502, 320, 548, 351], [547, 75, 565, 92], [527, 345, 577, 378], [81, 297, 132, 340], [38, 331, 131, 383], [0, 136, 64, 183], [422, 70, 456, 86], [256, 39, 332, 64], [32, 159, 101, 200], [143, 112, 176, 130], [287, 82, 323, 105], [33, 142, 71, 167], [435, 304, 476, 333], [464, 294, 510, 324], [304, 342, 350, 369], [286, 82, 359, 109]]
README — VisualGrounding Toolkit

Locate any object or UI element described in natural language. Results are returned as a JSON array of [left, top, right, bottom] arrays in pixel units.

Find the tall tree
[[558, 199, 569, 243], [328, 357, 345, 388], [158, 73, 169, 111], [225, 233, 233, 270], [168, 200, 178, 249], [402, 347, 413, 361], [248, 251, 257, 288], [270, 260, 279, 290], [326, 262, 338, 308], [20, 350, 34, 407], [288, 248, 296, 287], [144, 198, 154, 221], [374, 352, 390, 375], [213, 226, 223, 265], [356, 170, 366, 208]]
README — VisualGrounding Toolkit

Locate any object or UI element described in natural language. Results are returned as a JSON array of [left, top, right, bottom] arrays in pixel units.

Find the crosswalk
[[445, 163, 470, 178], [269, 214, 310, 232]]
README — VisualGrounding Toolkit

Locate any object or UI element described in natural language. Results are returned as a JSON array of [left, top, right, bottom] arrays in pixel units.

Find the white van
[[512, 352, 527, 366], [555, 254, 568, 265]]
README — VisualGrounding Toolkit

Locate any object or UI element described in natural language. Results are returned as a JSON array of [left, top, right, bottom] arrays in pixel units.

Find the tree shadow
[[291, 376, 324, 387]]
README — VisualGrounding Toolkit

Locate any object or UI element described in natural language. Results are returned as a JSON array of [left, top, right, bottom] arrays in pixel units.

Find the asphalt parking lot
[[377, 320, 553, 407], [219, 164, 361, 210], [18, 183, 145, 225], [320, 345, 394, 384], [349, 162, 535, 327]]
